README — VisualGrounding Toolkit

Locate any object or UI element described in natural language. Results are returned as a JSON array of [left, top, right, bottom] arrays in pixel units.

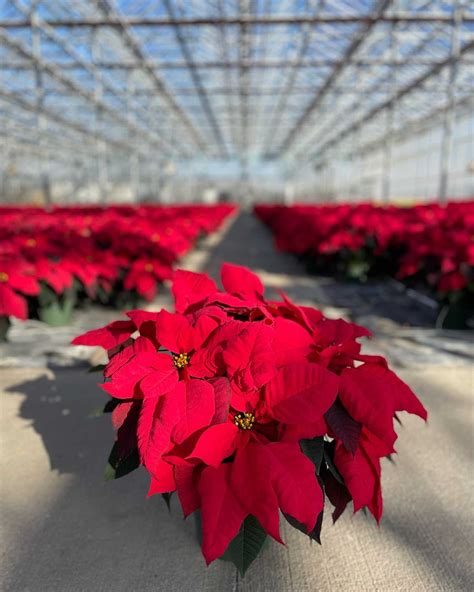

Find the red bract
[[73, 263, 427, 573], [0, 258, 40, 319], [0, 204, 236, 323], [255, 200, 474, 299]]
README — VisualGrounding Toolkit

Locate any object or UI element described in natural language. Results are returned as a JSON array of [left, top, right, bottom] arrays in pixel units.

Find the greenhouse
[[0, 1, 473, 591]]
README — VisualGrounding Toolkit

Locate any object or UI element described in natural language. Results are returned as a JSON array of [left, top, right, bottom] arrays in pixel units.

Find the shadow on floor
[[3, 364, 473, 591], [3, 366, 238, 591], [2, 212, 472, 591], [5, 366, 115, 476]]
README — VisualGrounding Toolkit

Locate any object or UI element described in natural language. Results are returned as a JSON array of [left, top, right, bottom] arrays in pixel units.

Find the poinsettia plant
[[255, 200, 474, 298], [73, 263, 427, 575], [0, 204, 235, 332]]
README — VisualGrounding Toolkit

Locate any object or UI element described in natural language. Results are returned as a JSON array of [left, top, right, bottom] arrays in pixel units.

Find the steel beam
[[262, 0, 325, 154], [161, 0, 228, 157], [30, 3, 52, 205], [5, 85, 472, 98], [381, 23, 397, 203], [238, 0, 252, 161], [439, 4, 462, 203], [10, 0, 187, 157], [0, 28, 185, 158], [91, 28, 108, 205], [0, 129, 97, 165], [1, 13, 473, 28], [217, 0, 238, 153], [93, 0, 208, 153], [0, 87, 129, 151], [4, 57, 473, 70], [289, 16, 463, 161], [272, 0, 393, 157], [352, 94, 474, 158], [305, 39, 474, 166]]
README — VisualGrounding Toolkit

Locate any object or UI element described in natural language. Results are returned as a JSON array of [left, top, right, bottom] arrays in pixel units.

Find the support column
[[382, 22, 397, 203], [31, 4, 52, 206], [439, 4, 461, 203], [126, 72, 140, 202], [92, 29, 108, 205]]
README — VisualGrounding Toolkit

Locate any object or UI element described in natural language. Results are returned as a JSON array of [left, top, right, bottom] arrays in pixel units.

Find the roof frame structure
[[93, 0, 208, 152], [1, 0, 473, 201], [2, 13, 474, 27], [295, 39, 474, 167], [271, 0, 394, 157]]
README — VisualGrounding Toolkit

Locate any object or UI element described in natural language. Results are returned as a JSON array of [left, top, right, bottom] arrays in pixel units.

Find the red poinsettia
[[0, 204, 236, 323], [73, 263, 427, 574], [0, 258, 40, 319], [255, 200, 474, 300]]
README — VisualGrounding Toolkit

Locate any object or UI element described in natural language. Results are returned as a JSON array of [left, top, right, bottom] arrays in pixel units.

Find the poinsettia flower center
[[173, 352, 190, 368], [144, 263, 154, 272], [26, 239, 37, 247], [234, 412, 255, 430], [151, 233, 161, 243], [0, 272, 9, 282]]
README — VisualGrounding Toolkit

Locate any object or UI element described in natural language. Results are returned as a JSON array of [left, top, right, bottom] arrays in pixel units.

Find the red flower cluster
[[73, 263, 427, 570], [255, 201, 474, 295], [0, 204, 235, 321]]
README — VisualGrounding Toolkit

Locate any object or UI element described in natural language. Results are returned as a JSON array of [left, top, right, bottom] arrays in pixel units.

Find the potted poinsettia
[[73, 263, 427, 575], [0, 257, 40, 341]]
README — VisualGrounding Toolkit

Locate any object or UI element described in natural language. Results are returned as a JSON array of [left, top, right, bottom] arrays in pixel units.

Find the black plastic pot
[[436, 299, 474, 330], [0, 316, 10, 342]]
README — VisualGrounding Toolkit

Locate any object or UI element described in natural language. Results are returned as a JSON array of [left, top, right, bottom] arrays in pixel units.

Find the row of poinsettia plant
[[0, 204, 235, 337], [73, 263, 427, 575], [255, 201, 473, 327]]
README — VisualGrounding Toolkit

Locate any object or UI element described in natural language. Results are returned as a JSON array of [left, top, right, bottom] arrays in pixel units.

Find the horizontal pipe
[[0, 13, 473, 28], [1, 57, 473, 70]]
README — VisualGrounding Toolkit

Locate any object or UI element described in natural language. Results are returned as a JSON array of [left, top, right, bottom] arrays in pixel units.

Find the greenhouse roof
[[1, 0, 473, 183]]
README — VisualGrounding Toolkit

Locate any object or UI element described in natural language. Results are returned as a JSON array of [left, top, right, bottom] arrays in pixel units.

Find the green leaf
[[300, 436, 324, 474], [89, 406, 106, 418], [104, 462, 116, 481], [323, 441, 344, 485], [346, 259, 370, 281], [284, 510, 324, 544], [162, 492, 173, 512], [88, 398, 119, 418], [105, 441, 140, 480], [88, 364, 106, 374], [324, 472, 351, 523], [324, 399, 361, 455], [220, 515, 267, 576], [103, 398, 120, 413]]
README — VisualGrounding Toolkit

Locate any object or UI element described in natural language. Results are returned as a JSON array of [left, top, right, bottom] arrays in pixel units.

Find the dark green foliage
[[87, 364, 106, 374], [161, 492, 173, 512], [325, 399, 361, 455], [104, 441, 140, 481], [284, 510, 324, 545], [300, 436, 324, 474], [220, 515, 268, 576]]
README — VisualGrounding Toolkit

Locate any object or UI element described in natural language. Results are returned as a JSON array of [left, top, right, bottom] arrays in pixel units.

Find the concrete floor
[[1, 212, 473, 592]]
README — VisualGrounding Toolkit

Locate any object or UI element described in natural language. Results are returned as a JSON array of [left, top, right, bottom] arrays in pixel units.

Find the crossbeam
[[93, 0, 208, 153], [272, 0, 393, 157], [0, 13, 472, 28], [4, 58, 472, 70], [304, 39, 474, 165]]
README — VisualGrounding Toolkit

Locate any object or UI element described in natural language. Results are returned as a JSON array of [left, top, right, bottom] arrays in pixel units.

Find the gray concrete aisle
[[1, 212, 473, 592]]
